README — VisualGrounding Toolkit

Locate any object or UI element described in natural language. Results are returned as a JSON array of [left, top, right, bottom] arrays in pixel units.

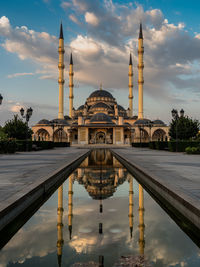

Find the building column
[[138, 23, 144, 119]]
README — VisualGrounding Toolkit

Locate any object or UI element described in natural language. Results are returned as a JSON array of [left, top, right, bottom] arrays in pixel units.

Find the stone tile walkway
[[0, 147, 89, 213], [112, 147, 200, 226]]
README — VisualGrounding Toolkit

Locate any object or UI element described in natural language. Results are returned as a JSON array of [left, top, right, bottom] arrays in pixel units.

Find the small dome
[[37, 119, 50, 125], [90, 113, 113, 123], [118, 104, 125, 111], [64, 115, 72, 120], [50, 118, 69, 125], [89, 90, 114, 99], [77, 105, 84, 110], [134, 118, 151, 125], [90, 102, 111, 110], [153, 119, 165, 125]]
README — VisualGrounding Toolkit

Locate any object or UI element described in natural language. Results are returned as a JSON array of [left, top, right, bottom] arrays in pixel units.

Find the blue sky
[[1, 0, 200, 126]]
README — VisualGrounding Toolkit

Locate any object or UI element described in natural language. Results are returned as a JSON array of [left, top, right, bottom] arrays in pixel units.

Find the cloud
[[85, 12, 99, 26], [7, 72, 34, 78], [69, 14, 80, 24], [1, 0, 200, 122]]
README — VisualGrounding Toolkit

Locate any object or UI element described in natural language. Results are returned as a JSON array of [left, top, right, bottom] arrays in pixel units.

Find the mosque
[[32, 23, 169, 145]]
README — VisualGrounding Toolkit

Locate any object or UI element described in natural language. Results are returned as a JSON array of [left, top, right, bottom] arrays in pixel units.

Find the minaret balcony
[[58, 78, 65, 84], [58, 47, 65, 53], [138, 48, 144, 54], [58, 63, 65, 69], [138, 80, 144, 84], [137, 64, 144, 69], [128, 73, 133, 76]]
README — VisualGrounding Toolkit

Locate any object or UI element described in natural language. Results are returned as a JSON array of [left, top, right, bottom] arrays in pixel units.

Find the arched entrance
[[36, 128, 50, 141], [95, 131, 106, 144], [152, 129, 167, 141]]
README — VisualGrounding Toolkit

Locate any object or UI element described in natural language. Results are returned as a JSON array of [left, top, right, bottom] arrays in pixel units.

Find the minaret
[[128, 53, 133, 117], [57, 185, 64, 267], [138, 184, 145, 255], [128, 176, 134, 238], [138, 23, 144, 119], [58, 23, 65, 119], [69, 53, 74, 118], [68, 174, 73, 240]]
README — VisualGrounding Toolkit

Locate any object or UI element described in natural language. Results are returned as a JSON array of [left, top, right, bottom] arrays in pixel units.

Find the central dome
[[90, 113, 113, 123], [89, 89, 114, 99]]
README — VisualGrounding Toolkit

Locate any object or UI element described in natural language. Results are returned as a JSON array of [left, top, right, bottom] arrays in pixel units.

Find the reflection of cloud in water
[[0, 182, 199, 267]]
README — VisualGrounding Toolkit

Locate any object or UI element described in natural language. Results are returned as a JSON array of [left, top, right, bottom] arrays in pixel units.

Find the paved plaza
[[112, 147, 200, 228], [0, 147, 89, 217]]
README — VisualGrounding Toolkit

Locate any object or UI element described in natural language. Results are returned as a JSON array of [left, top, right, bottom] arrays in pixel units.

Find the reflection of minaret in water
[[57, 185, 64, 267], [128, 176, 134, 238], [138, 184, 145, 255], [68, 174, 73, 240]]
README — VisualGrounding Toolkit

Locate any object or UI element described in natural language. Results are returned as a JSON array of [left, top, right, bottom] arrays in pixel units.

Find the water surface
[[0, 149, 199, 266]]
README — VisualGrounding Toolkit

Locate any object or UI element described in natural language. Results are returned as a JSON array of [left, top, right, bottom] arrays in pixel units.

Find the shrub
[[185, 146, 200, 154]]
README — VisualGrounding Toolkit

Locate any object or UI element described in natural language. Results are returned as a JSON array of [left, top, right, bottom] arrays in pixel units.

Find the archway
[[95, 131, 106, 144], [152, 129, 167, 141], [36, 128, 50, 141], [54, 128, 68, 142]]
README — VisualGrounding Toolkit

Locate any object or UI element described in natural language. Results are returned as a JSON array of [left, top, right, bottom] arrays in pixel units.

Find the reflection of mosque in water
[[56, 150, 145, 267]]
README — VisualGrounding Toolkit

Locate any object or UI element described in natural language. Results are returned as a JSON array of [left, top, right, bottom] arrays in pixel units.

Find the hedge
[[0, 140, 17, 153], [0, 140, 70, 153], [132, 142, 149, 148], [53, 142, 70, 147], [168, 141, 200, 152]]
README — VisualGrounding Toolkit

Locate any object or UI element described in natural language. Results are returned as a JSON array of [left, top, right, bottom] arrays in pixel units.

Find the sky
[[1, 0, 200, 126]]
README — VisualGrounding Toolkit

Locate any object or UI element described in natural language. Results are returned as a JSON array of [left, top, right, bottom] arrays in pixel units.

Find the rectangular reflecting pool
[[0, 149, 199, 266]]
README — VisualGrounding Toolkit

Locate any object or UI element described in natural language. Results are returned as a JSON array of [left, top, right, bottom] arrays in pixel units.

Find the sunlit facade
[[32, 24, 169, 145]]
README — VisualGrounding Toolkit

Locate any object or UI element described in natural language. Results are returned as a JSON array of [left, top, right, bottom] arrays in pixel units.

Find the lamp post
[[171, 109, 184, 152], [0, 94, 3, 105], [20, 107, 33, 151], [138, 125, 144, 146], [148, 121, 153, 142]]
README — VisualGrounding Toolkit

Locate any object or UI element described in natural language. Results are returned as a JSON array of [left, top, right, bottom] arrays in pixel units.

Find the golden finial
[[100, 83, 102, 90]]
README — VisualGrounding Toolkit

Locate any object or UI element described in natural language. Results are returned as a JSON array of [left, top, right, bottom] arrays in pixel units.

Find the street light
[[171, 109, 184, 152], [148, 121, 153, 142], [0, 94, 3, 105], [20, 107, 33, 151]]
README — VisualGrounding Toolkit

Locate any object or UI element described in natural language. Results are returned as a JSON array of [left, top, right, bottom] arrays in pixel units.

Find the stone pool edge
[[111, 149, 200, 230], [0, 149, 90, 232]]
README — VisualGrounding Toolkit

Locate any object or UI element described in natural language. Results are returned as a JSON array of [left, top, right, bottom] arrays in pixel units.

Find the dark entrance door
[[95, 132, 106, 144]]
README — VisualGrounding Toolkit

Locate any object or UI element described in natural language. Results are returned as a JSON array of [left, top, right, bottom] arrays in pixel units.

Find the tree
[[169, 116, 199, 140], [3, 115, 32, 140], [0, 126, 7, 140]]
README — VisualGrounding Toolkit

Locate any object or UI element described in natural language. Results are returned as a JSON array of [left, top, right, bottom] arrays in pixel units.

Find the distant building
[[32, 23, 169, 144]]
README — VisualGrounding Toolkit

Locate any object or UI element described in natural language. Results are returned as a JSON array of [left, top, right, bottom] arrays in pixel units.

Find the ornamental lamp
[[180, 109, 184, 117], [171, 109, 178, 119], [0, 94, 3, 105], [27, 107, 33, 117], [20, 107, 25, 117]]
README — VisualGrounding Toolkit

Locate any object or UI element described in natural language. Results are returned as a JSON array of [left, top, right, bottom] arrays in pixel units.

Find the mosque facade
[[32, 24, 169, 145]]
